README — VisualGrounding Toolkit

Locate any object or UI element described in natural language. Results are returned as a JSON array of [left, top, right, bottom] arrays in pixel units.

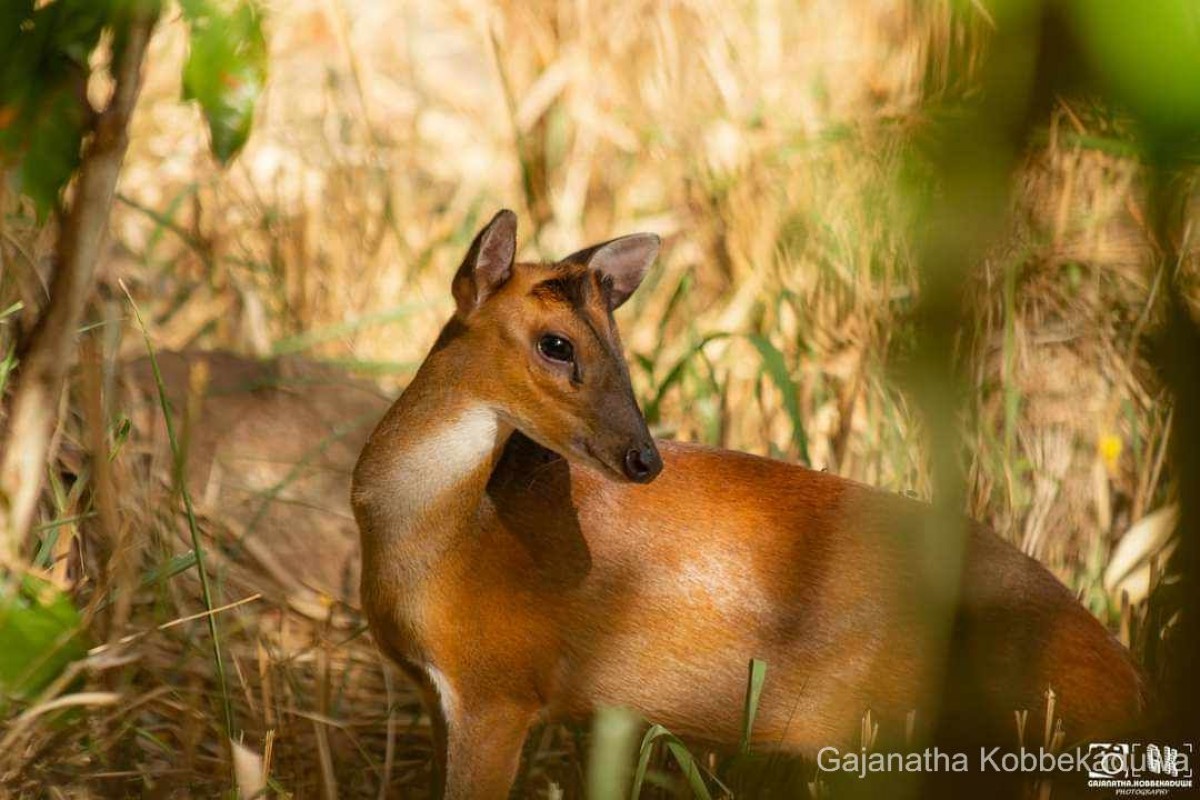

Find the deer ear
[[453, 209, 518, 317], [564, 233, 660, 310]]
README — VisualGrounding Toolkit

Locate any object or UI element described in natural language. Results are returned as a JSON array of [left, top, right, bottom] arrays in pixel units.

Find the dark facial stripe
[[578, 305, 626, 381]]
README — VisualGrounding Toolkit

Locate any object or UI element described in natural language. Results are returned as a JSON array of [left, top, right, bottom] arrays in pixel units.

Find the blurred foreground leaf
[[0, 0, 108, 219], [3, 82, 88, 220], [0, 576, 88, 707], [1069, 0, 1200, 152], [181, 0, 267, 164], [587, 706, 640, 799]]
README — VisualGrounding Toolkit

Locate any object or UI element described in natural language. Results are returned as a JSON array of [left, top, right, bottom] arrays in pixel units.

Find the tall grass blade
[[631, 723, 670, 798], [747, 335, 809, 464], [120, 282, 236, 747], [0, 344, 17, 398], [0, 300, 24, 321], [646, 333, 732, 423], [664, 741, 714, 800], [739, 658, 768, 755], [631, 723, 717, 800]]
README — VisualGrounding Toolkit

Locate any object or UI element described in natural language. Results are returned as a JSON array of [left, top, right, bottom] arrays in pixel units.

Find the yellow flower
[[1099, 433, 1123, 474]]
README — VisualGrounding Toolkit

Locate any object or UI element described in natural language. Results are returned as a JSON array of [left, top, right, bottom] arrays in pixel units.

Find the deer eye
[[537, 334, 574, 363]]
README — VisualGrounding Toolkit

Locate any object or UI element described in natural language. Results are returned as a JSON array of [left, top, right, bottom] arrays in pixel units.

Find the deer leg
[[442, 698, 536, 800], [418, 679, 449, 794], [389, 660, 450, 795]]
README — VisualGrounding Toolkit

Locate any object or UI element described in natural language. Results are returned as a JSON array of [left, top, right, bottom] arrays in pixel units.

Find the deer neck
[[353, 349, 513, 576]]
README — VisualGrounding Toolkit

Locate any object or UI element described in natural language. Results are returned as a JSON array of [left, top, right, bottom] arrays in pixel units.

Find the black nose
[[623, 443, 663, 483]]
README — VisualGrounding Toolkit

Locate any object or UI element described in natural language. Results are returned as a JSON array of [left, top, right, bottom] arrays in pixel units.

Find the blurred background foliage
[[67, 0, 1189, 604], [0, 0, 1198, 796]]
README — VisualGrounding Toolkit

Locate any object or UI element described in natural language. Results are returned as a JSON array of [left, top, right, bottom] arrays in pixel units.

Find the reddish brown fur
[[352, 213, 1143, 798]]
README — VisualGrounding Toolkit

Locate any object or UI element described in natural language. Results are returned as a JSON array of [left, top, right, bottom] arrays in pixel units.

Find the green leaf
[[0, 576, 89, 708], [0, 0, 99, 220], [0, 0, 35, 62], [8, 81, 88, 220], [181, 0, 267, 164], [49, 0, 116, 61], [1068, 0, 1200, 149]]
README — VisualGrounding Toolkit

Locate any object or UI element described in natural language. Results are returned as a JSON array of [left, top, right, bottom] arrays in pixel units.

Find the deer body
[[353, 211, 1143, 798]]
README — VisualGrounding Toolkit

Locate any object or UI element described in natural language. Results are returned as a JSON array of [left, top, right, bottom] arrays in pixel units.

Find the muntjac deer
[[352, 210, 1144, 797]]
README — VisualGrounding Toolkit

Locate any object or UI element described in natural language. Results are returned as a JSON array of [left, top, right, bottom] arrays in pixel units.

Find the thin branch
[[0, 9, 160, 563]]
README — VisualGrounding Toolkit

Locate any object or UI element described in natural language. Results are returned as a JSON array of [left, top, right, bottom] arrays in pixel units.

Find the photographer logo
[[1087, 743, 1193, 795]]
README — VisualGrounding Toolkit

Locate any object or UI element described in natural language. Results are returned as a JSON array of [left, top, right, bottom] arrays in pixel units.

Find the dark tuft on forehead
[[530, 265, 610, 310]]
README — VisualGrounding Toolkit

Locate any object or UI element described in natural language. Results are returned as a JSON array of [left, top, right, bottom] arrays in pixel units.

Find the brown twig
[[79, 337, 129, 640]]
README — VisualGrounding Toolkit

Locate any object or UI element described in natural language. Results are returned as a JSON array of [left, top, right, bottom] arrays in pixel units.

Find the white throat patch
[[387, 405, 503, 528]]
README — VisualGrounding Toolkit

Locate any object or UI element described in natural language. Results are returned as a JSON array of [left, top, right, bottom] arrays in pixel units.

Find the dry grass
[[1, 0, 1196, 796]]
